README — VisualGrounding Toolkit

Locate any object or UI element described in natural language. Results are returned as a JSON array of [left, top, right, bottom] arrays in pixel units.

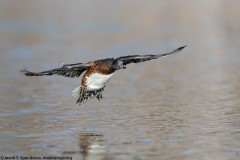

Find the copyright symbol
[[1, 156, 4, 159]]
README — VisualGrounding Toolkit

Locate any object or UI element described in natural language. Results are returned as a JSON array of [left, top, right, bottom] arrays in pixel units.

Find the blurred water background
[[0, 0, 240, 159]]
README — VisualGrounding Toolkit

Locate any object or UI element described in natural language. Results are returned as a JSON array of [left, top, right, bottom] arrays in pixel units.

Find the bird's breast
[[85, 72, 114, 91]]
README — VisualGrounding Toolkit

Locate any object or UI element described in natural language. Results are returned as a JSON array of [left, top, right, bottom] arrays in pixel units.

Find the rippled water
[[1, 1, 240, 160]]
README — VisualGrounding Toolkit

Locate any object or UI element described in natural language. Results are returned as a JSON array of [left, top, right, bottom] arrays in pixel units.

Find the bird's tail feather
[[72, 86, 104, 105], [72, 86, 83, 104]]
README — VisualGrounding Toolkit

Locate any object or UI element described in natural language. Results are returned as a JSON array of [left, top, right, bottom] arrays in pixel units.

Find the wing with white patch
[[115, 45, 186, 65], [21, 63, 90, 78]]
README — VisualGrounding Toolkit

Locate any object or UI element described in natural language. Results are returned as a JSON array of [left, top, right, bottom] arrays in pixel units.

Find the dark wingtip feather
[[177, 45, 187, 52], [171, 45, 187, 54], [21, 69, 30, 76], [158, 45, 187, 57], [21, 69, 39, 76]]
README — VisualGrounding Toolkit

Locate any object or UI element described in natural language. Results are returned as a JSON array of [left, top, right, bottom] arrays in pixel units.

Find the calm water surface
[[0, 1, 240, 160]]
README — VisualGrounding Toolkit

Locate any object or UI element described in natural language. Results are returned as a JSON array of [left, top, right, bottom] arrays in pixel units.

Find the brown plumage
[[21, 45, 186, 105]]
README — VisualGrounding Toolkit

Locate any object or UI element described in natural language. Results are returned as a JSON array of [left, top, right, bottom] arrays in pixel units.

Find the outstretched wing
[[115, 45, 186, 65], [21, 63, 90, 78]]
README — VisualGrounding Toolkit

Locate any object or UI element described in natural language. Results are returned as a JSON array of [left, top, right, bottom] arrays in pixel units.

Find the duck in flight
[[21, 45, 186, 105]]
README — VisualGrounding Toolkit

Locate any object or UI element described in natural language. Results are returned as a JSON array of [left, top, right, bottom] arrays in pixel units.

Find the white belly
[[86, 73, 114, 91]]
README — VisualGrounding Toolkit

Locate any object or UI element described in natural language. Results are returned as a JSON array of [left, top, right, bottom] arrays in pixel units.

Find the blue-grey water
[[0, 1, 240, 160]]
